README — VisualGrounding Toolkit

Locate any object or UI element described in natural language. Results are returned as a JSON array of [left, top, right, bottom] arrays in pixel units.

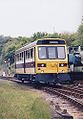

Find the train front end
[[35, 38, 71, 84]]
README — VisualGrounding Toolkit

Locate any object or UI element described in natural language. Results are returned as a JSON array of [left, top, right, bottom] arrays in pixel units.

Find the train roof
[[15, 38, 66, 54]]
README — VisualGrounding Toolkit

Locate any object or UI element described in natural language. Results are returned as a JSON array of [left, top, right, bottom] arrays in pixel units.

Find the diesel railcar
[[15, 38, 71, 84]]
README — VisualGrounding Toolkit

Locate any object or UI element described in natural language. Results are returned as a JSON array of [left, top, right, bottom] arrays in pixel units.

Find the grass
[[0, 80, 50, 119]]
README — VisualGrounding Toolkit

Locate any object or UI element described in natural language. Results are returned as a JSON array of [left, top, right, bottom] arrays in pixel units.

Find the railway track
[[43, 86, 83, 110], [0, 76, 14, 80], [0, 76, 21, 82], [56, 86, 83, 98]]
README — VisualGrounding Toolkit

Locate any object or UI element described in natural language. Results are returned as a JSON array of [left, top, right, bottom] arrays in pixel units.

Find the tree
[[32, 32, 48, 40], [77, 23, 83, 45]]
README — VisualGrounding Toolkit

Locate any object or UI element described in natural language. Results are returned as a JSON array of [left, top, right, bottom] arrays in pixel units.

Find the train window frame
[[22, 52, 24, 61], [57, 46, 66, 59], [16, 54, 19, 61], [26, 50, 28, 59], [25, 48, 33, 60], [38, 46, 66, 60], [38, 46, 47, 59], [31, 48, 33, 59], [20, 53, 22, 61], [47, 46, 57, 59]]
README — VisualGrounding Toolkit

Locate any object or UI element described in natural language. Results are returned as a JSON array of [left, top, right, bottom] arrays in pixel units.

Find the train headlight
[[61, 64, 64, 67], [37, 63, 46, 67], [59, 63, 67, 67], [41, 64, 44, 67]]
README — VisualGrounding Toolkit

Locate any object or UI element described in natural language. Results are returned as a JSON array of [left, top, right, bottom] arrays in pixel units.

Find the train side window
[[22, 52, 24, 61], [34, 47, 36, 60], [26, 50, 27, 59], [25, 49, 33, 59], [28, 50, 30, 59], [18, 54, 19, 61], [20, 53, 22, 60], [31, 49, 33, 59], [26, 50, 29, 59], [16, 54, 19, 61]]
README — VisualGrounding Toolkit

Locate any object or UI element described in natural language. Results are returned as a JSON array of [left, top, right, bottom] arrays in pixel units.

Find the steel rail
[[43, 87, 83, 109], [60, 85, 83, 94]]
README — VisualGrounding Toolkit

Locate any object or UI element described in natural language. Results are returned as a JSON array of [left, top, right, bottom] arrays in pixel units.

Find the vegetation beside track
[[0, 80, 50, 119]]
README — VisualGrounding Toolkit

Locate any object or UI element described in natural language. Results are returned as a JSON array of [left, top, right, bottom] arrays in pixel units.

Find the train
[[68, 46, 83, 72], [14, 38, 71, 84]]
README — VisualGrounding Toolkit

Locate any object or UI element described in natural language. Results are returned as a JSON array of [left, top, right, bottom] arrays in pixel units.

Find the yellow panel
[[36, 61, 68, 74]]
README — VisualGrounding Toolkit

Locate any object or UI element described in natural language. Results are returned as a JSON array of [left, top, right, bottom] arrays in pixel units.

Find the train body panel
[[15, 68, 24, 74], [68, 46, 83, 72], [15, 38, 71, 84], [35, 60, 68, 74]]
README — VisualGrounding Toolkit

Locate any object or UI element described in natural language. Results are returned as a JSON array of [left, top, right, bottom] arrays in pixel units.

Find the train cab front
[[35, 43, 71, 84]]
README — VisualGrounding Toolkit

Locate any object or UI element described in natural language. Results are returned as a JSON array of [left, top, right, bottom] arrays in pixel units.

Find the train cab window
[[38, 47, 47, 59], [48, 47, 57, 59], [57, 47, 65, 59]]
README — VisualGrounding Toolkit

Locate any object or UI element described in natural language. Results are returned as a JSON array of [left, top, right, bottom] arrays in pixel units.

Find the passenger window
[[28, 50, 30, 59], [26, 50, 29, 59], [31, 49, 33, 58], [22, 52, 24, 60], [16, 54, 19, 61], [25, 49, 33, 59], [26, 51, 28, 59], [20, 53, 22, 60]]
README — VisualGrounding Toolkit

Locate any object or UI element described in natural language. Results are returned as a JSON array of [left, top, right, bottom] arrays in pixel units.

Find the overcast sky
[[0, 0, 83, 37]]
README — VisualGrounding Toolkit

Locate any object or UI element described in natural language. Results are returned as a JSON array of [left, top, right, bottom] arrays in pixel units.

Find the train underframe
[[14, 73, 71, 84]]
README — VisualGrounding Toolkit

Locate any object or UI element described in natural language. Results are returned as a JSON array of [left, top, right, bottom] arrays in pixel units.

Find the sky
[[0, 0, 83, 37]]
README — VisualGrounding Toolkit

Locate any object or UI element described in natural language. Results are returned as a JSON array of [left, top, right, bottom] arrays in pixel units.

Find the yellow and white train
[[15, 38, 71, 84]]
